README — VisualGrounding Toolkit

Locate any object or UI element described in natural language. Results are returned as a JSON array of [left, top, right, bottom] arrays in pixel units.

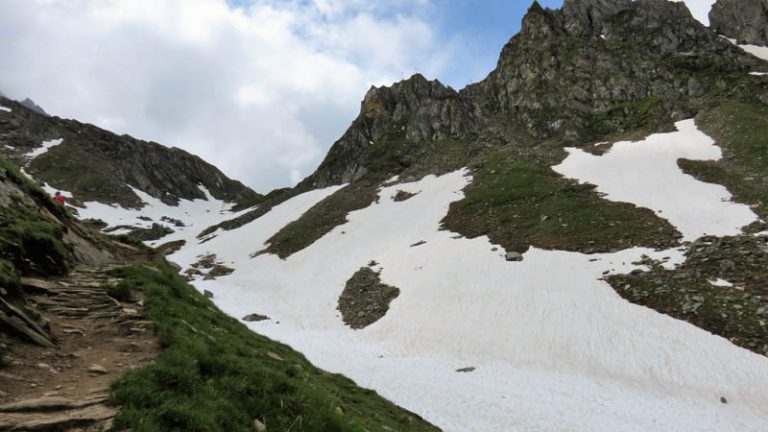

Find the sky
[[0, 0, 711, 193]]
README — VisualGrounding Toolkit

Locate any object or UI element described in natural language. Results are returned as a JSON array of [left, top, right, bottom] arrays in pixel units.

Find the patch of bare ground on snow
[[607, 235, 768, 356], [338, 267, 400, 329]]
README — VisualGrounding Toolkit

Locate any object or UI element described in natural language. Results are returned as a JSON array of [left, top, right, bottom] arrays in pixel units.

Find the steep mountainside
[[205, 0, 768, 261], [301, 0, 766, 190], [3, 0, 768, 431], [710, 0, 768, 45], [162, 1, 768, 430], [0, 96, 261, 209]]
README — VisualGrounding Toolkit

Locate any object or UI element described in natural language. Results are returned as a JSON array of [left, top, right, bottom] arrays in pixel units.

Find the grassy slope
[[109, 257, 439, 432], [0, 156, 70, 279], [442, 149, 681, 253], [263, 182, 380, 259], [682, 101, 768, 219]]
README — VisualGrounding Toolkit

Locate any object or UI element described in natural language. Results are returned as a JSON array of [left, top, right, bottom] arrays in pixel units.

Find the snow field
[[76, 186, 252, 248], [24, 122, 768, 430], [0, 106, 10, 113], [553, 119, 758, 241], [175, 159, 768, 430]]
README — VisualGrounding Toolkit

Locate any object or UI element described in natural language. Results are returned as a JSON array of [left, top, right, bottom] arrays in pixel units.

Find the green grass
[[606, 235, 768, 356], [264, 182, 380, 259], [0, 156, 71, 276], [0, 206, 70, 276], [443, 151, 680, 253], [585, 96, 675, 141], [104, 279, 134, 302], [29, 141, 143, 208], [108, 257, 438, 432], [0, 258, 22, 299], [682, 101, 768, 218]]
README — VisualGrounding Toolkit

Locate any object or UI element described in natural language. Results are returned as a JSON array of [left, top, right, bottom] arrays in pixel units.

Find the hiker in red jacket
[[54, 191, 65, 205]]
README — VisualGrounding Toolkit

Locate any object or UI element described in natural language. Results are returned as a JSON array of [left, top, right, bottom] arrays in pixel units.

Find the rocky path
[[0, 265, 157, 431]]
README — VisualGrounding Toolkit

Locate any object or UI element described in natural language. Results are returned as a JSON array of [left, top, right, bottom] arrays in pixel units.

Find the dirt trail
[[0, 264, 158, 431]]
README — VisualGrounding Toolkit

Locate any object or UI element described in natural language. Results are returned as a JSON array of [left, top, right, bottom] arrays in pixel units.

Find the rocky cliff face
[[299, 74, 476, 188], [710, 0, 768, 46], [0, 97, 261, 208], [301, 0, 766, 189]]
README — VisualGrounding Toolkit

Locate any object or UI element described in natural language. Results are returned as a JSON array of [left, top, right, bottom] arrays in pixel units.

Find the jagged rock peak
[[361, 74, 456, 120], [710, 0, 768, 45], [518, 1, 563, 42], [561, 0, 633, 35], [20, 98, 48, 116]]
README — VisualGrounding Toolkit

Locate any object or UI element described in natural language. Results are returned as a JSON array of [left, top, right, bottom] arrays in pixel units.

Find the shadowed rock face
[[299, 0, 764, 189], [0, 97, 261, 208], [298, 74, 477, 188], [710, 0, 768, 46]]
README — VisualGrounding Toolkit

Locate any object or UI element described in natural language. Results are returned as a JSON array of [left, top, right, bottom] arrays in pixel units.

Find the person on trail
[[54, 191, 65, 205]]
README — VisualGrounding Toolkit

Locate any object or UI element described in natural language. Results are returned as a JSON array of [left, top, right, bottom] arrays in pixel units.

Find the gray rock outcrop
[[710, 0, 768, 45], [298, 0, 764, 189]]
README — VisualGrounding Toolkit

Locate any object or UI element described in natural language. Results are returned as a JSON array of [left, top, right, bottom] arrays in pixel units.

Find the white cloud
[[0, 0, 449, 192]]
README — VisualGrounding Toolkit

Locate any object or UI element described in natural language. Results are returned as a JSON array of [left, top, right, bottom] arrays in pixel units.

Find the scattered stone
[[410, 240, 427, 247], [254, 418, 267, 432], [161, 216, 186, 227], [393, 190, 417, 202], [126, 223, 174, 241], [721, 396, 728, 404], [155, 239, 186, 255], [456, 367, 476, 373], [87, 365, 109, 375], [203, 290, 214, 299], [243, 314, 270, 322], [0, 403, 115, 430], [208, 264, 235, 278], [267, 352, 284, 361], [505, 251, 524, 262], [338, 267, 400, 329]]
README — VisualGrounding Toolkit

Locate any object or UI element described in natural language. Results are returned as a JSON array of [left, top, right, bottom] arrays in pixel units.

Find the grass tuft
[[108, 257, 437, 432]]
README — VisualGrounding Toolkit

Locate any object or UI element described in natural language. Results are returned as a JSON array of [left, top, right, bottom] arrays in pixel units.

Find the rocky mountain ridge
[[301, 0, 767, 190], [0, 96, 261, 209]]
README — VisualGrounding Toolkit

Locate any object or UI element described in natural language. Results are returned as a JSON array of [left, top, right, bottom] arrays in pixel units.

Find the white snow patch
[[740, 44, 768, 62], [708, 278, 734, 288], [750, 72, 767, 76], [722, 36, 768, 62], [0, 106, 10, 113], [26, 138, 63, 159], [4, 145, 14, 150], [74, 185, 251, 248], [37, 181, 254, 248], [553, 119, 758, 241], [171, 170, 768, 432]]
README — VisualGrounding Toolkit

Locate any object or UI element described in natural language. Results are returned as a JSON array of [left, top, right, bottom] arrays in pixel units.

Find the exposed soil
[[393, 190, 418, 202], [606, 235, 768, 356], [0, 264, 159, 431], [338, 267, 400, 330], [184, 253, 235, 281]]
